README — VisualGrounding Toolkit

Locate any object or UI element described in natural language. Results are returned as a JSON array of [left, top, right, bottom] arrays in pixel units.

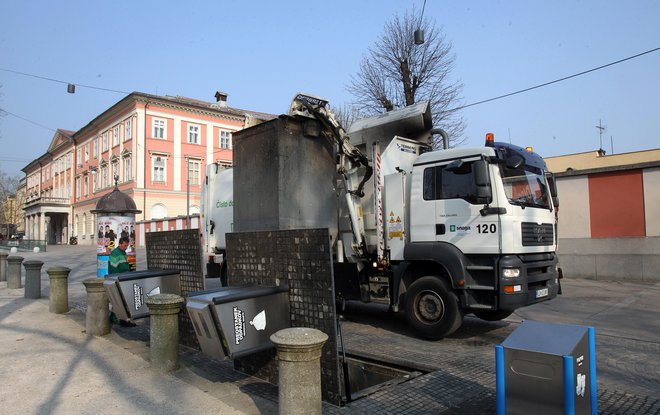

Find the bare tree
[[348, 9, 466, 147], [0, 170, 22, 238]]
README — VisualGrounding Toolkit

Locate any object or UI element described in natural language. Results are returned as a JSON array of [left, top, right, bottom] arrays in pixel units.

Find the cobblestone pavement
[[10, 246, 660, 414]]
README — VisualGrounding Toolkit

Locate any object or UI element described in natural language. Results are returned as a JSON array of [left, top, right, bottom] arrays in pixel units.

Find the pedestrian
[[108, 236, 136, 327]]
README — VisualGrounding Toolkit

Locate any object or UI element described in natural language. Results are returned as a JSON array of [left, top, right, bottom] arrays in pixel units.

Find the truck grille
[[521, 222, 554, 246]]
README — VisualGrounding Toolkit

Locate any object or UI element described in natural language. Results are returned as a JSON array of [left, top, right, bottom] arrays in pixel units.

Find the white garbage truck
[[202, 94, 561, 339]]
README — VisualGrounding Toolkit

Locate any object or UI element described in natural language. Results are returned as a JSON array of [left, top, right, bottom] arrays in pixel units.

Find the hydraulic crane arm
[[289, 93, 372, 259]]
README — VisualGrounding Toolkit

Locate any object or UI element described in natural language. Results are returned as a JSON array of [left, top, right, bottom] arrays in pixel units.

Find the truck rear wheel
[[473, 310, 513, 321], [405, 276, 463, 339]]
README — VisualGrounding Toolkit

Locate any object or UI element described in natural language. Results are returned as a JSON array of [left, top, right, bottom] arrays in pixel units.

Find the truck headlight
[[502, 268, 521, 278]]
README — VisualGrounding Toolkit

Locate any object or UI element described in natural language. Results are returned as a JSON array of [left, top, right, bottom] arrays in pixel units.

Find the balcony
[[24, 196, 70, 208]]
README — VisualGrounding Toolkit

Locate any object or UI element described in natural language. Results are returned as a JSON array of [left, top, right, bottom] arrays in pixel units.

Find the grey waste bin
[[186, 285, 290, 359], [104, 269, 181, 320], [496, 320, 597, 415]]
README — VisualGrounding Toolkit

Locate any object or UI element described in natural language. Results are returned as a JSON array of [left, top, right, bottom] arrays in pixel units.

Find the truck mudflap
[[497, 253, 560, 311]]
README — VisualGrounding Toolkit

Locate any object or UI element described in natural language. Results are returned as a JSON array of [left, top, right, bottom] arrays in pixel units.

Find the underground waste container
[[186, 285, 290, 359], [104, 269, 181, 320], [496, 320, 597, 415]]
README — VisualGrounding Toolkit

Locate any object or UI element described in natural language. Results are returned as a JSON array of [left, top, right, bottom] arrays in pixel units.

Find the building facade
[[546, 149, 660, 282], [22, 92, 274, 246]]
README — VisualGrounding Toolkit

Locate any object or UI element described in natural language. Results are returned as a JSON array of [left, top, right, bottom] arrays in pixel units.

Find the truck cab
[[405, 139, 560, 333]]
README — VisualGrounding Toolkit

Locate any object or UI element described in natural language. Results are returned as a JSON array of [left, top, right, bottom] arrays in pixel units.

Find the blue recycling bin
[[496, 320, 597, 415]]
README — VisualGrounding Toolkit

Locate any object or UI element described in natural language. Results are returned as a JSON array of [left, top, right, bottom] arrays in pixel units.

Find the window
[[151, 203, 167, 219], [85, 144, 90, 161], [102, 132, 109, 152], [153, 119, 165, 139], [123, 155, 132, 181], [92, 171, 97, 192], [187, 160, 201, 185], [93, 139, 98, 158], [125, 118, 133, 141], [113, 126, 119, 147], [77, 149, 82, 166], [112, 160, 118, 183], [83, 175, 89, 196], [153, 156, 166, 182], [423, 161, 488, 205], [75, 177, 81, 198], [101, 165, 108, 188], [188, 124, 200, 144], [220, 130, 232, 149]]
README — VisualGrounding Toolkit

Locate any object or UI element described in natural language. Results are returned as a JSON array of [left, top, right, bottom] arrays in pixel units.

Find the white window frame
[[152, 155, 167, 183], [102, 132, 109, 152], [187, 124, 200, 144], [187, 159, 201, 186], [123, 155, 132, 182], [125, 118, 133, 141], [113, 126, 119, 147], [84, 144, 90, 161], [83, 174, 89, 196], [153, 119, 166, 139], [220, 130, 232, 149], [75, 177, 81, 198], [77, 149, 82, 166], [93, 139, 98, 158]]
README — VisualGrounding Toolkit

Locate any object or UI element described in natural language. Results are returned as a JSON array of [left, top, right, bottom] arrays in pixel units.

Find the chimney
[[214, 91, 228, 107]]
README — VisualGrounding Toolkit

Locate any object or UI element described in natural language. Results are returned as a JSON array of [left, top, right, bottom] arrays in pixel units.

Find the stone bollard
[[270, 327, 328, 415], [0, 252, 8, 282], [23, 260, 44, 299], [6, 256, 24, 289], [47, 266, 70, 314], [145, 294, 184, 372], [83, 278, 110, 336]]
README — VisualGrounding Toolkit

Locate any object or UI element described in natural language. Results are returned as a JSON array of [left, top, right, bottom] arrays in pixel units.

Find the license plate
[[536, 288, 549, 298]]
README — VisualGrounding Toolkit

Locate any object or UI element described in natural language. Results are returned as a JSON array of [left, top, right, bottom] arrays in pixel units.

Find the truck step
[[467, 304, 495, 310], [466, 265, 494, 271], [464, 285, 496, 291]]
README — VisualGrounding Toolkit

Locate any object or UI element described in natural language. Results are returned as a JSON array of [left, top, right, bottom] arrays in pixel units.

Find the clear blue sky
[[1, 0, 659, 177]]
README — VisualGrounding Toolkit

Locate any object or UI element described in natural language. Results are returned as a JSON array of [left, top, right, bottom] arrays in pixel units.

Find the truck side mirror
[[474, 160, 490, 186], [474, 160, 492, 202], [546, 173, 559, 208]]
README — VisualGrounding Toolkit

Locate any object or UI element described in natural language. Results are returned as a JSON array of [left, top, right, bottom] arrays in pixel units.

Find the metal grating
[[146, 229, 204, 349], [521, 222, 554, 246]]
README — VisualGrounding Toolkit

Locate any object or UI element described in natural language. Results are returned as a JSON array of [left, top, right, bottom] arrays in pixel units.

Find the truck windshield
[[499, 165, 551, 209]]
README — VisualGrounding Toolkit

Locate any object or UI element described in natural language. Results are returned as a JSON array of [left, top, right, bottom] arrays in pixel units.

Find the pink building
[[22, 92, 274, 246]]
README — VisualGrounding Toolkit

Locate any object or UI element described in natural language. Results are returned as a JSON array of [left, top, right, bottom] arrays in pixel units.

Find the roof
[[546, 147, 660, 173]]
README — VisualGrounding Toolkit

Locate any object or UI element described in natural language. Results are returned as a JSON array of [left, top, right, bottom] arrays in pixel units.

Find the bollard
[[23, 260, 44, 299], [47, 266, 70, 314], [0, 252, 8, 282], [6, 256, 24, 289], [270, 327, 328, 415], [83, 278, 110, 336], [145, 293, 184, 372]]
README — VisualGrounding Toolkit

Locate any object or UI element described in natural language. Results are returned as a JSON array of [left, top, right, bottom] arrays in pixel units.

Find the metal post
[[145, 293, 184, 372], [6, 256, 24, 289], [270, 327, 328, 415], [83, 278, 111, 336], [23, 260, 44, 299], [47, 266, 70, 314]]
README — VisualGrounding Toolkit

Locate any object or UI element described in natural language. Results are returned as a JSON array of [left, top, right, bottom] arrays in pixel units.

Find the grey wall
[[558, 237, 660, 282]]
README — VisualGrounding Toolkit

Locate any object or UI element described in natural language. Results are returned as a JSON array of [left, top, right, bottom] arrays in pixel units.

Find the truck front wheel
[[405, 276, 463, 339]]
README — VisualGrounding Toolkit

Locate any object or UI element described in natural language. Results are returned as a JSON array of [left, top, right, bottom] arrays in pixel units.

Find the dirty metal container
[[104, 269, 181, 320], [233, 116, 337, 238], [186, 284, 290, 359], [496, 320, 597, 415]]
